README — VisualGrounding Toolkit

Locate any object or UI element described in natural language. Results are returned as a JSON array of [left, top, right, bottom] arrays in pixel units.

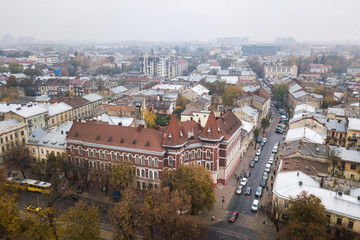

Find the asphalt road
[[227, 107, 283, 217]]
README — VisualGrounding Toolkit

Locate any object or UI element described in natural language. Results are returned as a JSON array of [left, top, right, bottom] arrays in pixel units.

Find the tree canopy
[[222, 85, 241, 106], [161, 165, 215, 213], [3, 143, 34, 178], [281, 191, 328, 240], [141, 109, 156, 128], [261, 117, 270, 131], [272, 84, 289, 108]]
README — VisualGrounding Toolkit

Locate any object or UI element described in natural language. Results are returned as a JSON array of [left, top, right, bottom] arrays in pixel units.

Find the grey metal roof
[[325, 119, 347, 132]]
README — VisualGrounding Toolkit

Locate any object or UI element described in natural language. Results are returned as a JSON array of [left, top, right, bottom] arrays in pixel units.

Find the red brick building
[[66, 111, 242, 189]]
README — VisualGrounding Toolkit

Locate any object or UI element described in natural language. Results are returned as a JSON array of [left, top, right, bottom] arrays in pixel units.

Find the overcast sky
[[1, 0, 359, 43]]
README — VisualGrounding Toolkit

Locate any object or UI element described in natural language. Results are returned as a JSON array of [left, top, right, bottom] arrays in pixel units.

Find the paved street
[[206, 106, 283, 240]]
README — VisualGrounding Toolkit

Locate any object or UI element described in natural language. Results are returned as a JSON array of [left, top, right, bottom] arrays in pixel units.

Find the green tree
[[24, 68, 42, 77], [176, 96, 190, 110], [155, 113, 171, 127], [222, 85, 241, 105], [9, 63, 23, 74], [272, 84, 289, 108], [261, 117, 270, 131], [281, 191, 328, 240], [6, 75, 18, 87], [320, 54, 326, 65], [248, 57, 264, 78], [173, 106, 183, 119], [3, 143, 34, 178], [108, 161, 134, 191], [161, 165, 215, 214], [60, 201, 100, 240], [253, 127, 260, 149]]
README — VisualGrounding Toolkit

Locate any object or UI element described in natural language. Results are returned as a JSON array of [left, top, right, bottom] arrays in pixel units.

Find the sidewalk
[[201, 144, 256, 224]]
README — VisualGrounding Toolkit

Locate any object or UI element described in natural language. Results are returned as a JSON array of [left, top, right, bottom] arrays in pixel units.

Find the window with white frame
[[154, 158, 159, 167], [104, 151, 108, 160], [197, 149, 201, 158], [206, 163, 211, 170], [168, 156, 173, 166], [135, 155, 139, 164], [70, 145, 74, 153], [88, 149, 92, 158], [99, 150, 103, 159], [137, 169, 140, 176], [116, 153, 121, 161], [129, 154, 133, 161], [206, 150, 210, 158], [154, 171, 158, 179], [141, 156, 145, 165], [191, 150, 195, 159], [185, 151, 189, 160], [141, 169, 145, 177], [149, 171, 153, 179], [93, 149, 97, 158], [79, 146, 82, 155], [111, 152, 115, 161], [148, 157, 153, 166]]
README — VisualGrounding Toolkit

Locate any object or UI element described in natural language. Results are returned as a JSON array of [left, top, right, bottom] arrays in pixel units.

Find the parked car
[[251, 199, 259, 212], [275, 140, 280, 146], [228, 211, 239, 223], [262, 137, 267, 143], [260, 141, 265, 147], [260, 179, 267, 188], [249, 160, 255, 168], [27, 205, 41, 213], [275, 128, 283, 134], [254, 156, 259, 162], [257, 136, 262, 143], [245, 170, 251, 178], [113, 191, 120, 202], [244, 187, 252, 196], [256, 148, 261, 156], [240, 177, 248, 186], [235, 185, 243, 195], [272, 145, 278, 153], [269, 154, 275, 162], [263, 172, 268, 180], [265, 163, 271, 173], [255, 187, 263, 197]]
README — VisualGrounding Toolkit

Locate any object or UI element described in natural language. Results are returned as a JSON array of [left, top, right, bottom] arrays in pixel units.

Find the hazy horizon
[[1, 0, 360, 44]]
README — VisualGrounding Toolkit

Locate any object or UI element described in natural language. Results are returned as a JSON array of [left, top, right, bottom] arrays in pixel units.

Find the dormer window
[[168, 133, 172, 141], [207, 128, 211, 135], [179, 131, 183, 138], [217, 127, 220, 132]]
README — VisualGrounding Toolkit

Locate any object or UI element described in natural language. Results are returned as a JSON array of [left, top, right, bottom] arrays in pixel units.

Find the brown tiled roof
[[67, 121, 164, 152], [199, 111, 223, 141], [217, 110, 242, 141], [280, 157, 330, 176], [64, 97, 90, 108], [162, 115, 188, 147]]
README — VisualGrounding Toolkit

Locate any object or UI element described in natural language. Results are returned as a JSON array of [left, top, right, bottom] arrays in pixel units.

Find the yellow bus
[[8, 178, 52, 194]]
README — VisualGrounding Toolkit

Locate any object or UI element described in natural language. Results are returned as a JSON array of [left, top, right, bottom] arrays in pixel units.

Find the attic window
[[145, 141, 150, 146], [133, 140, 137, 145], [75, 132, 79, 137], [108, 137, 112, 142], [179, 131, 183, 138], [207, 128, 211, 135], [120, 138, 124, 143], [217, 127, 220, 132], [96, 135, 100, 140], [168, 133, 172, 141]]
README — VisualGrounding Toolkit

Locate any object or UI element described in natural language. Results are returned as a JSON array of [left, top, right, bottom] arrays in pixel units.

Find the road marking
[[209, 226, 259, 240]]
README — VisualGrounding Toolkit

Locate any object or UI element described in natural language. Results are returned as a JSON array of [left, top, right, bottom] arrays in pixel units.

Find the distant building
[[264, 65, 298, 83], [139, 54, 177, 78], [241, 45, 280, 56], [176, 59, 188, 75]]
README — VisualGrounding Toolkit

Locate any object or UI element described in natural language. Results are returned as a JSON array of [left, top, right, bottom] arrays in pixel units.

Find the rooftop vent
[[316, 147, 320, 152], [338, 192, 343, 196], [299, 181, 303, 186], [120, 138, 124, 143], [108, 137, 112, 142]]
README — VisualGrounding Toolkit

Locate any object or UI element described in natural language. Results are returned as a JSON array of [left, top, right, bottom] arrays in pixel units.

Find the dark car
[[244, 187, 252, 196], [275, 128, 283, 134], [257, 136, 262, 143], [249, 160, 255, 168], [245, 170, 251, 178], [260, 179, 267, 188], [228, 211, 239, 223], [260, 141, 265, 147]]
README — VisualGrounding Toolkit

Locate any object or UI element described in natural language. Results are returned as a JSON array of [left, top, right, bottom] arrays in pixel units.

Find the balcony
[[348, 137, 358, 142]]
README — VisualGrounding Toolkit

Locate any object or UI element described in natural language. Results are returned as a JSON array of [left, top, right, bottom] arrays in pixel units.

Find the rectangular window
[[46, 150, 49, 155], [348, 221, 354, 229], [284, 202, 289, 209], [41, 149, 44, 154], [326, 215, 331, 223], [32, 148, 35, 153], [337, 218, 342, 225], [350, 164, 356, 170]]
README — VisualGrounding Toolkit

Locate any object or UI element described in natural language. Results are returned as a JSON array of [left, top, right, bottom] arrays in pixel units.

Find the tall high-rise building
[[139, 54, 177, 78]]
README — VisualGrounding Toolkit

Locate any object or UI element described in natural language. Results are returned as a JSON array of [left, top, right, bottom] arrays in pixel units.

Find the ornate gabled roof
[[199, 111, 224, 141], [162, 115, 187, 147]]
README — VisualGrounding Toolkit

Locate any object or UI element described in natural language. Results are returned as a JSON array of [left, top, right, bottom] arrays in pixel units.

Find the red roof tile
[[162, 115, 188, 147], [199, 111, 223, 141]]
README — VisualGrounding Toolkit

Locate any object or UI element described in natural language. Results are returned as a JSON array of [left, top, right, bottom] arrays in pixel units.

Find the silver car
[[255, 187, 262, 197]]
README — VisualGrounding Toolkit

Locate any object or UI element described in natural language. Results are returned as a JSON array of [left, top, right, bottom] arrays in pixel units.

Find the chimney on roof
[[190, 117, 193, 121], [137, 124, 144, 132], [118, 122, 122, 126], [338, 119, 341, 123]]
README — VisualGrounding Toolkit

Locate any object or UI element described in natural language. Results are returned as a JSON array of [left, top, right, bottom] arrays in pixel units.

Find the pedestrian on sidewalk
[[212, 215, 215, 221], [266, 186, 269, 191]]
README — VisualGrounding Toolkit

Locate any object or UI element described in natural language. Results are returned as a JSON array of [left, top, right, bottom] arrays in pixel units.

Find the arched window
[[111, 152, 115, 161], [104, 151, 108, 160], [70, 146, 74, 153], [93, 149, 97, 158], [185, 151, 189, 160], [88, 149, 92, 158], [99, 150, 104, 159], [141, 156, 145, 165], [197, 149, 201, 158], [124, 153, 128, 161], [206, 150, 210, 159], [78, 146, 82, 155], [206, 163, 211, 170], [137, 169, 140, 176], [191, 150, 195, 159], [116, 153, 121, 161], [141, 169, 145, 177], [129, 154, 133, 161], [154, 172, 158, 179], [148, 157, 153, 166], [135, 155, 140, 164], [168, 156, 173, 166], [154, 158, 159, 167], [149, 171, 153, 179]]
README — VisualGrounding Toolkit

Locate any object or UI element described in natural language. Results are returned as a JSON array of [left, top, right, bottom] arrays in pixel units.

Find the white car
[[251, 199, 259, 212], [256, 149, 261, 156], [265, 164, 271, 173], [235, 185, 243, 195], [240, 177, 248, 186], [269, 154, 275, 161], [272, 146, 278, 153], [262, 138, 267, 143]]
